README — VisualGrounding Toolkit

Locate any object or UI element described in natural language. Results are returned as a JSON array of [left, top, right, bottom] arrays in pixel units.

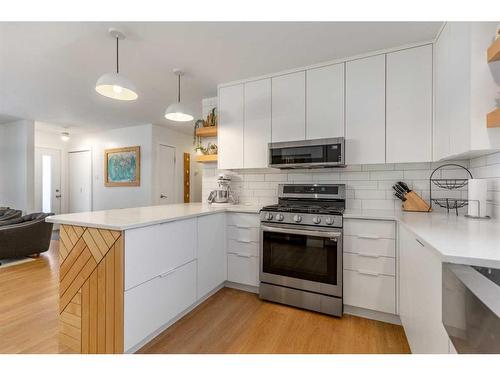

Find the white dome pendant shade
[[95, 29, 138, 101], [165, 69, 193, 122]]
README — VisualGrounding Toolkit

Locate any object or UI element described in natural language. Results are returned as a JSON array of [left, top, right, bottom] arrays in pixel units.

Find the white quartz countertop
[[46, 203, 262, 230], [47, 203, 500, 268]]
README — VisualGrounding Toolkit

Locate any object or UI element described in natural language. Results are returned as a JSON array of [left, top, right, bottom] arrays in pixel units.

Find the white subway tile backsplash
[[264, 173, 287, 182], [362, 164, 395, 171], [340, 171, 370, 181], [403, 170, 433, 180], [370, 170, 404, 181], [354, 190, 387, 200], [362, 199, 396, 210]]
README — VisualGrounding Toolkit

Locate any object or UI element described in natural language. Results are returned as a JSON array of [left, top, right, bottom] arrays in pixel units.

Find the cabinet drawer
[[226, 213, 260, 228], [343, 269, 396, 314], [124, 218, 197, 290], [227, 226, 260, 242], [124, 260, 197, 351], [227, 239, 259, 257], [343, 235, 395, 257], [344, 219, 395, 239], [227, 254, 259, 287], [343, 253, 395, 276]]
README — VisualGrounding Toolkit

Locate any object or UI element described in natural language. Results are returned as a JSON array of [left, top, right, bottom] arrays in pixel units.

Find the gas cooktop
[[261, 204, 345, 215]]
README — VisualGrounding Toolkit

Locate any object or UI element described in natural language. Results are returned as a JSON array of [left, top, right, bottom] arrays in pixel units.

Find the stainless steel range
[[259, 184, 345, 317]]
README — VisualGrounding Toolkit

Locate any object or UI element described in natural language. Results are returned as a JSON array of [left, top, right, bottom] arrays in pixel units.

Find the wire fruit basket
[[428, 164, 473, 215]]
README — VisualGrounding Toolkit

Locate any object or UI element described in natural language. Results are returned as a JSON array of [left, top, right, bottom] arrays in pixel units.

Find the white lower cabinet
[[344, 270, 396, 314], [399, 224, 449, 354], [197, 213, 226, 299], [124, 260, 197, 351], [343, 218, 396, 314], [226, 213, 260, 287], [227, 253, 260, 286]]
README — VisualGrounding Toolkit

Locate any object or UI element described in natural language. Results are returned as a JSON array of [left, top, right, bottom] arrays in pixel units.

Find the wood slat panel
[[99, 229, 116, 248], [88, 228, 110, 258], [66, 225, 80, 246], [97, 258, 106, 353], [114, 237, 124, 353], [105, 245, 115, 354], [61, 310, 81, 329], [89, 270, 98, 353], [82, 230, 104, 263], [59, 248, 92, 296], [60, 237, 86, 280], [60, 256, 97, 312], [58, 225, 124, 354], [60, 332, 80, 353], [81, 280, 90, 354], [60, 226, 74, 249]]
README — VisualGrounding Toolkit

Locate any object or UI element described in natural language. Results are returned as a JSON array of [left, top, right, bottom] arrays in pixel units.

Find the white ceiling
[[0, 22, 442, 134]]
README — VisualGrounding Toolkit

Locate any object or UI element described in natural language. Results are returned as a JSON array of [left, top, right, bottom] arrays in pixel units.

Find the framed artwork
[[104, 146, 141, 187]]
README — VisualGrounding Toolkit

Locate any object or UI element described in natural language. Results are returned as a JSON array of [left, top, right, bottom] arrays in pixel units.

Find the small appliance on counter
[[259, 184, 345, 317], [207, 174, 237, 205]]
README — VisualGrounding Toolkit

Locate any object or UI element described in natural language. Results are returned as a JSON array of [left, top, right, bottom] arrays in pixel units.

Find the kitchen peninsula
[[47, 203, 500, 354]]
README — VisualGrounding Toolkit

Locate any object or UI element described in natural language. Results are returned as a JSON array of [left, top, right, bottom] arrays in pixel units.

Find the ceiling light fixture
[[95, 28, 138, 101], [164, 69, 193, 122], [60, 132, 70, 142]]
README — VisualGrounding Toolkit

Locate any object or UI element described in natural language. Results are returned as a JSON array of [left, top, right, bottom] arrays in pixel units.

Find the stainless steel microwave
[[268, 137, 345, 169]]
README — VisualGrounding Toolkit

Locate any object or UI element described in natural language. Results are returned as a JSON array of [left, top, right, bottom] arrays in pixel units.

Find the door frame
[[68, 148, 93, 212], [156, 143, 177, 205], [35, 146, 62, 215]]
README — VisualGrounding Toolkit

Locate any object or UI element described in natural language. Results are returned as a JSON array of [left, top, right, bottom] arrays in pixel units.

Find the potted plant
[[194, 145, 206, 156]]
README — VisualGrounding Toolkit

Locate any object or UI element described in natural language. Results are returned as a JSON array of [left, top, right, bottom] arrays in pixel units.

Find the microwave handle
[[261, 225, 341, 239]]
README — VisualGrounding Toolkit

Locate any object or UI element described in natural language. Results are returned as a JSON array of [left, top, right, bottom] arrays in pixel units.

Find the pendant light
[[95, 28, 138, 101], [60, 132, 70, 142], [164, 69, 193, 122]]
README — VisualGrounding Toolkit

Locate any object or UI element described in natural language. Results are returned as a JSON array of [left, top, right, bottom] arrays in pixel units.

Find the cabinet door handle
[[159, 268, 176, 278], [235, 253, 252, 258], [235, 225, 252, 229], [357, 252, 380, 259], [357, 235, 381, 240], [357, 269, 380, 277], [415, 239, 425, 247]]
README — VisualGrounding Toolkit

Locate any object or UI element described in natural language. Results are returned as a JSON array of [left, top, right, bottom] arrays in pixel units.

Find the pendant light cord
[[116, 37, 119, 74], [178, 74, 181, 103]]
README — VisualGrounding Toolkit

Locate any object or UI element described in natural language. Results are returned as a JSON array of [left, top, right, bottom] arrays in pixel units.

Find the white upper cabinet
[[306, 63, 345, 139], [271, 71, 306, 142], [244, 79, 271, 168], [218, 84, 244, 169], [386, 45, 433, 163], [434, 22, 500, 161], [345, 55, 386, 165]]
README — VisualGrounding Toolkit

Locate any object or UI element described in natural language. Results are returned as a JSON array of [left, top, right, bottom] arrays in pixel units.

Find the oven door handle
[[261, 225, 341, 239]]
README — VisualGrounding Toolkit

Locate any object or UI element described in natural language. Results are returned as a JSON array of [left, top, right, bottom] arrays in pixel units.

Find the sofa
[[0, 212, 54, 260], [0, 208, 23, 223]]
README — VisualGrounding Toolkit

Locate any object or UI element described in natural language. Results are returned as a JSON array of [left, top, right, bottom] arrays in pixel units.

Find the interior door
[[158, 144, 176, 204], [68, 150, 92, 213], [35, 147, 61, 214]]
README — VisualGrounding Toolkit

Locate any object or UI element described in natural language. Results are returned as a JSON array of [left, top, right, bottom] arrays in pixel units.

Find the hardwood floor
[[0, 240, 410, 354], [139, 288, 411, 354], [0, 241, 59, 353]]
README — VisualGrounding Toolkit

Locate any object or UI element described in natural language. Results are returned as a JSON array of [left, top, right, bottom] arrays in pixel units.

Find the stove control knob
[[325, 217, 334, 226], [293, 214, 302, 223], [264, 212, 273, 221], [275, 213, 284, 221], [312, 216, 321, 224]]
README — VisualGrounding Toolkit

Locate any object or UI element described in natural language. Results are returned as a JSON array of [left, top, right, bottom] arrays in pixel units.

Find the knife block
[[402, 191, 432, 212]]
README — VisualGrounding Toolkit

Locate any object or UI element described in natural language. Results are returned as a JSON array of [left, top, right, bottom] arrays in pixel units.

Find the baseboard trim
[[344, 305, 401, 325], [126, 282, 225, 353], [224, 281, 259, 294]]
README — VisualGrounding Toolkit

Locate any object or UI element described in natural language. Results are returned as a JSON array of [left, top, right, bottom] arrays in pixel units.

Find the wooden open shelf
[[195, 126, 217, 137], [487, 38, 500, 63], [487, 108, 500, 128], [195, 154, 218, 163]]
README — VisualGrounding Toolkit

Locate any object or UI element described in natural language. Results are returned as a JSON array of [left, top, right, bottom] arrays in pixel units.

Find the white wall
[[0, 120, 35, 213], [152, 125, 201, 203], [34, 125, 69, 213], [68, 124, 154, 210]]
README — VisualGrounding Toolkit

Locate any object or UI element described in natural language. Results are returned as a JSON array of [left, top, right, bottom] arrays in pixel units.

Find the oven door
[[260, 224, 342, 297]]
